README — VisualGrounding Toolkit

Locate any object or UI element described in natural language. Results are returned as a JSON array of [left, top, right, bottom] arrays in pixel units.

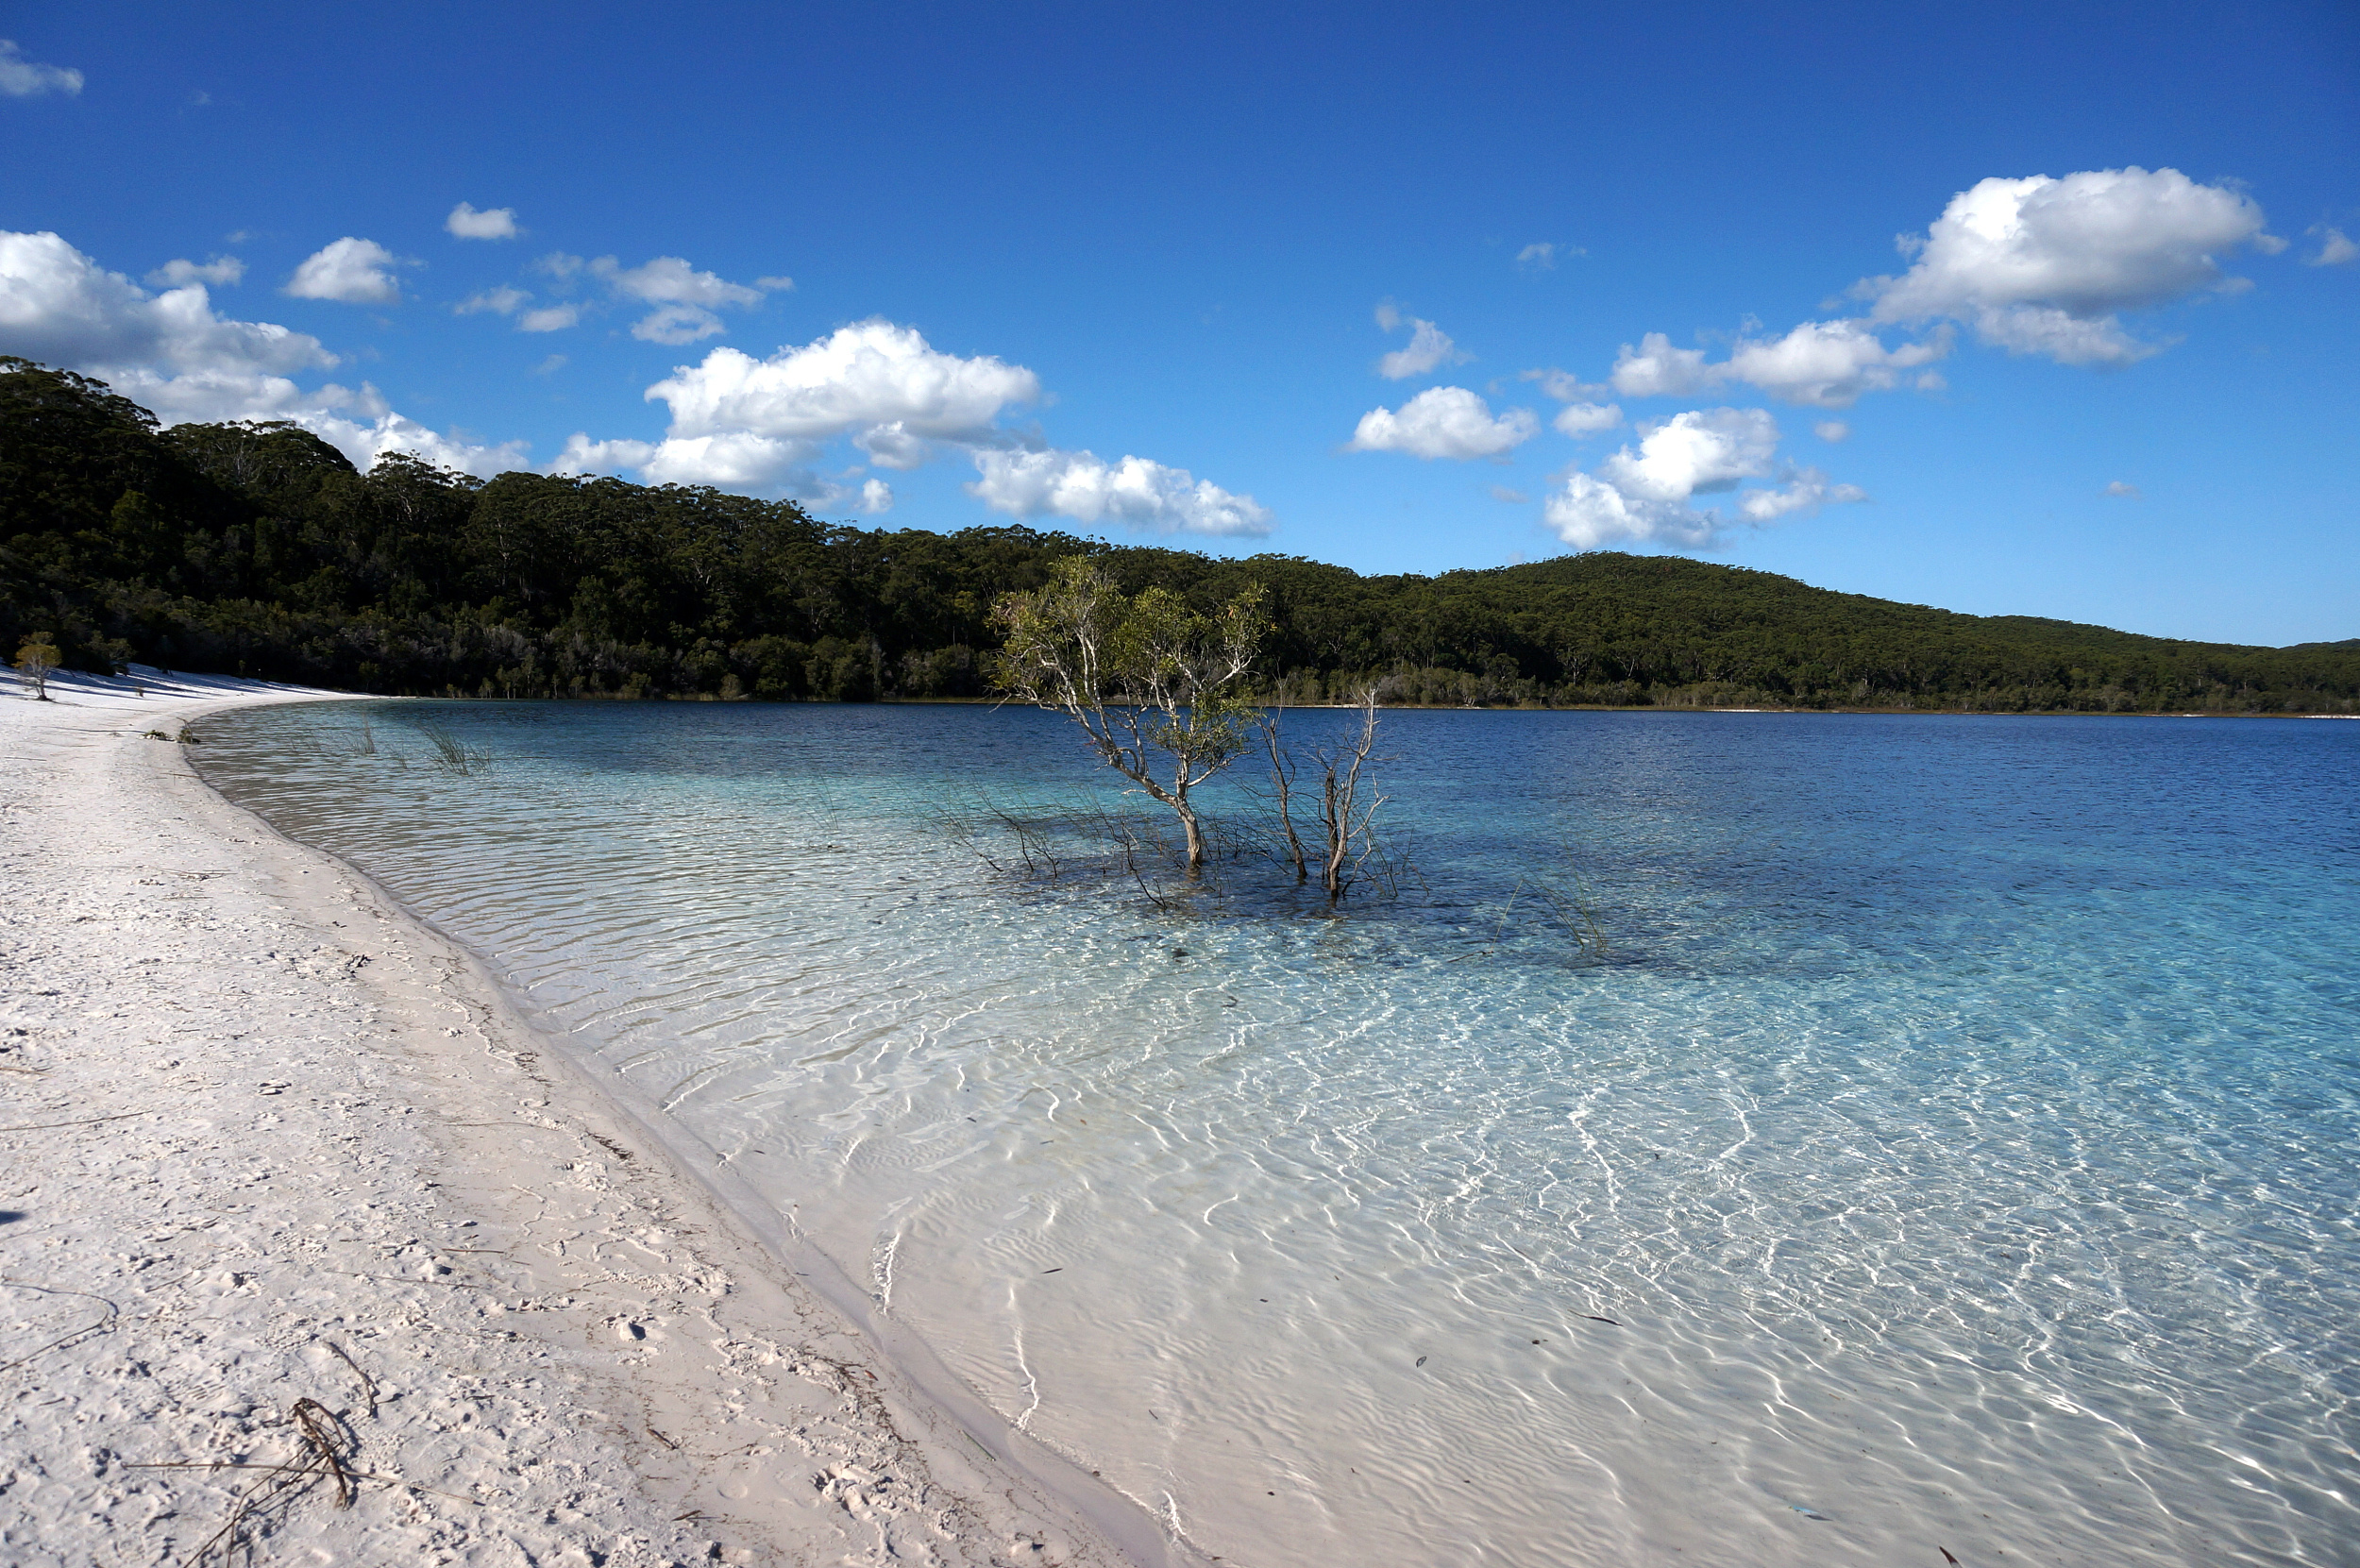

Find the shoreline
[[1, 667, 1176, 1567]]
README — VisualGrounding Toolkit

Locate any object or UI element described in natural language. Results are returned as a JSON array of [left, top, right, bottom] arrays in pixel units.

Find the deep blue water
[[201, 703, 2360, 1567]]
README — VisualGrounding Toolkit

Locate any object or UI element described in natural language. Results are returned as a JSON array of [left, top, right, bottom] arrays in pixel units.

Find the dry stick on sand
[[0, 1279, 120, 1372], [324, 1341, 377, 1418], [172, 1396, 360, 1566]]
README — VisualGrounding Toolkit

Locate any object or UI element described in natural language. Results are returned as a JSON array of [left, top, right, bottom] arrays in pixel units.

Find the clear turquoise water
[[200, 703, 2360, 1567]]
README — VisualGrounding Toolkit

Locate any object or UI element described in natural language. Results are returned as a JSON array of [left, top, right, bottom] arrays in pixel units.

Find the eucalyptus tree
[[990, 556, 1267, 875], [13, 635, 59, 700]]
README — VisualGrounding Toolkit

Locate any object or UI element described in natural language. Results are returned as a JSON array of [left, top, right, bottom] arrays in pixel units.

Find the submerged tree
[[990, 556, 1267, 875], [1261, 687, 1389, 902]]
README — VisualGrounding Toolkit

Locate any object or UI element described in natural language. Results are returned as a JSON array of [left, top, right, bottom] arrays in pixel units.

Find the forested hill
[[4, 358, 2353, 714]]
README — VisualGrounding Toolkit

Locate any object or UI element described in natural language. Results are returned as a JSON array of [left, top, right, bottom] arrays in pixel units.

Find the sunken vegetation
[[4, 357, 2354, 714]]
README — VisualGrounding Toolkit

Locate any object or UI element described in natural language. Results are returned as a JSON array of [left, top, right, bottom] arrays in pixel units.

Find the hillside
[[3, 358, 2352, 714]]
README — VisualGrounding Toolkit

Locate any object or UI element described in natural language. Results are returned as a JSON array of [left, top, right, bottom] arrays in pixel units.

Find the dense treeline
[[4, 359, 2353, 714]]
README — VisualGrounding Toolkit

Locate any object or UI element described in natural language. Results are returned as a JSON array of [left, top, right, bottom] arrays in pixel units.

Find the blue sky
[[3, 0, 2353, 643]]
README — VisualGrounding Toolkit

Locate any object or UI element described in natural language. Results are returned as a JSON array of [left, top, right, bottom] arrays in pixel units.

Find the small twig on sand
[[0, 1110, 152, 1134], [178, 1396, 362, 1564], [325, 1341, 377, 1418], [0, 1279, 120, 1372], [126, 1460, 486, 1506], [294, 1398, 357, 1508]]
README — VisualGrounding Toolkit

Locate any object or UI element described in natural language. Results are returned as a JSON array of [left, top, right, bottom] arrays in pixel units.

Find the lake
[[199, 702, 2360, 1567]]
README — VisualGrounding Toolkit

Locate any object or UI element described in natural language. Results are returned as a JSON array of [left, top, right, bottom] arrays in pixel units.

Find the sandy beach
[[0, 669, 1162, 1567]]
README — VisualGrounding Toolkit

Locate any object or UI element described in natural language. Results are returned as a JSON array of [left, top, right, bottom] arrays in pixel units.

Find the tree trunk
[[1177, 801, 1205, 875]]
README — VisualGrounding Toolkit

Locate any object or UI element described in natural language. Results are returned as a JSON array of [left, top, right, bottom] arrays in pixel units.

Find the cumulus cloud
[[0, 39, 80, 97], [146, 256, 245, 289], [528, 251, 778, 341], [286, 238, 410, 305], [1603, 322, 1947, 408], [1521, 366, 1610, 402], [322, 410, 529, 478], [644, 320, 1038, 469], [1374, 303, 1469, 379], [1542, 407, 1863, 549], [456, 285, 530, 316], [1516, 243, 1584, 270], [518, 303, 578, 332], [559, 318, 1263, 527], [555, 317, 1267, 526], [1605, 332, 1714, 398], [549, 433, 657, 476], [2104, 480, 2142, 498], [1552, 401, 1622, 437], [1716, 319, 1950, 408], [1736, 466, 1864, 522], [2307, 226, 2357, 267], [1347, 386, 1537, 460], [1862, 167, 2276, 364], [2, 229, 332, 384], [968, 447, 1272, 537], [446, 203, 520, 241], [1813, 420, 1849, 443], [0, 228, 521, 478]]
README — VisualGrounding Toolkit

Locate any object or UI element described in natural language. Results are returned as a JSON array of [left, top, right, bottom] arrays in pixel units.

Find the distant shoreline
[[160, 681, 2357, 719]]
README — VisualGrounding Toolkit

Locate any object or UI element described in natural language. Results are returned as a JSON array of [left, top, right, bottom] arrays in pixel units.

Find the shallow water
[[201, 702, 2360, 1566]]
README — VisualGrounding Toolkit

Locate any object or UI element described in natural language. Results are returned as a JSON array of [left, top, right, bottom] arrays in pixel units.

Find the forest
[[5, 357, 2354, 715]]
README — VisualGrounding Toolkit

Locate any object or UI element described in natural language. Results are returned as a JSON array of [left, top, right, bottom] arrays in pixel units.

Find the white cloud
[[2306, 226, 2358, 267], [1599, 407, 1778, 502], [1516, 243, 1580, 271], [854, 420, 933, 470], [1347, 385, 1537, 460], [968, 447, 1272, 537], [1863, 167, 2274, 365], [1490, 484, 1528, 503], [285, 237, 410, 305], [1608, 332, 1715, 398], [1521, 366, 1610, 402], [531, 354, 566, 376], [1717, 319, 1950, 408], [530, 251, 779, 342], [446, 203, 520, 241], [0, 39, 80, 97], [1542, 407, 1862, 548], [1374, 303, 1469, 379], [550, 433, 658, 476], [146, 256, 245, 288], [456, 285, 530, 316], [598, 255, 766, 310], [632, 304, 726, 345], [1813, 419, 1849, 443], [2, 229, 332, 383], [2104, 480, 2142, 498], [1737, 467, 1866, 522], [0, 228, 520, 478], [648, 320, 1039, 457], [1552, 401, 1622, 437], [1598, 320, 1949, 408], [554, 315, 1265, 532], [323, 411, 529, 478]]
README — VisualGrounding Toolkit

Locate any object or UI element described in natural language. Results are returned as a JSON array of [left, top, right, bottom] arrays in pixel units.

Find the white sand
[[1, 668, 1183, 1567]]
